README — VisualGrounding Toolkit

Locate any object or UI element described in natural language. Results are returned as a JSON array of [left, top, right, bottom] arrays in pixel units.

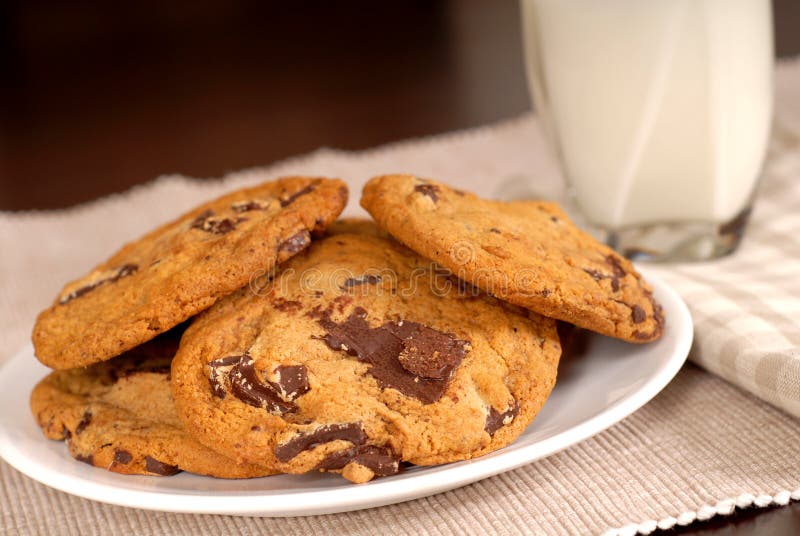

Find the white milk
[[521, 0, 773, 228]]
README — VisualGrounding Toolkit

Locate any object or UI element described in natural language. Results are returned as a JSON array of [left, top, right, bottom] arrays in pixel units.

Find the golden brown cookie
[[171, 231, 560, 484], [361, 174, 664, 343], [33, 177, 347, 369], [30, 327, 275, 478]]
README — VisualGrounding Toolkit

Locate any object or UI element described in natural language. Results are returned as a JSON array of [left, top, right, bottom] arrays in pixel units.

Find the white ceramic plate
[[0, 268, 691, 517]]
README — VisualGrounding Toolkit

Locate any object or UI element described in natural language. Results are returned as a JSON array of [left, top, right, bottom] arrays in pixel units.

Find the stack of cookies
[[30, 174, 664, 484]]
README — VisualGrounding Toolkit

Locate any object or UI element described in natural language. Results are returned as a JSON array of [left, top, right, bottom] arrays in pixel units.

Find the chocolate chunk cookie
[[30, 327, 274, 478], [171, 230, 560, 483], [361, 175, 664, 343], [33, 177, 347, 369]]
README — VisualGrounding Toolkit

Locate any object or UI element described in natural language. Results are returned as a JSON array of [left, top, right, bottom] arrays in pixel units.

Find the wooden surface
[[2, 1, 799, 533]]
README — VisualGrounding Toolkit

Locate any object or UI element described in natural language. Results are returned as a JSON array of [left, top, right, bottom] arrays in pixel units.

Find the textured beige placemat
[[1, 59, 799, 536]]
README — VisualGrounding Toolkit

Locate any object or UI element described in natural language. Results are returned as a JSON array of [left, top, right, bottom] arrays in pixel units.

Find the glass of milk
[[521, 0, 773, 261]]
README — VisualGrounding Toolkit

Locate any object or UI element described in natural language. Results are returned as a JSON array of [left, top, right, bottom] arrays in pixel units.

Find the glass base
[[592, 207, 752, 262]]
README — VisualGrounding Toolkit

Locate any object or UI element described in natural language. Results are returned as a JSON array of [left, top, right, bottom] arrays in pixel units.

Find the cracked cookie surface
[[30, 327, 275, 478], [171, 228, 560, 483], [361, 174, 664, 343], [33, 176, 347, 369]]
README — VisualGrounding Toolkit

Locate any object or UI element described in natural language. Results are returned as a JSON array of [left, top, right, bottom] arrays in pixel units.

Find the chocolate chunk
[[583, 268, 606, 281], [272, 365, 310, 400], [206, 355, 241, 399], [489, 228, 501, 234], [228, 355, 297, 414], [631, 304, 646, 324], [414, 183, 440, 202], [75, 411, 92, 435], [485, 401, 519, 435], [333, 294, 353, 313], [191, 214, 240, 234], [115, 264, 138, 279], [59, 264, 139, 304], [74, 453, 94, 466], [316, 445, 400, 477], [396, 325, 465, 379], [605, 255, 627, 278], [279, 230, 311, 255], [320, 307, 468, 404], [352, 445, 401, 476], [315, 447, 356, 470], [583, 267, 620, 293], [341, 274, 382, 289], [114, 449, 133, 464], [275, 423, 367, 462], [208, 354, 310, 410], [634, 298, 664, 340], [273, 298, 303, 313], [145, 456, 181, 476], [231, 199, 271, 213], [280, 183, 316, 207]]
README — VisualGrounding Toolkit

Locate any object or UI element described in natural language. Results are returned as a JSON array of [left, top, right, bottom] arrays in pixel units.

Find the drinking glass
[[520, 0, 773, 261]]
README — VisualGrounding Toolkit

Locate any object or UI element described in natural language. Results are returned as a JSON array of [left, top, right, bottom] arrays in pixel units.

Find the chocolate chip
[[278, 230, 311, 255], [74, 453, 94, 466], [316, 445, 400, 477], [145, 456, 181, 476], [59, 264, 139, 304], [114, 449, 133, 464], [272, 365, 310, 400], [485, 401, 519, 435], [341, 274, 382, 290], [231, 200, 270, 213], [489, 228, 501, 234], [228, 355, 297, 414], [280, 183, 316, 207], [320, 307, 468, 404], [414, 183, 440, 203], [75, 411, 92, 435], [275, 423, 367, 462], [631, 304, 646, 324]]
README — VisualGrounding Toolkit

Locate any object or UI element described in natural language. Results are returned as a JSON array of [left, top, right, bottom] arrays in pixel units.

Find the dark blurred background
[[2, 0, 799, 211]]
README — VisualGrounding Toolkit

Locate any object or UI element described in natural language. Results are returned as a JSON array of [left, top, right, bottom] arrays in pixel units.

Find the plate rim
[[0, 267, 692, 517]]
